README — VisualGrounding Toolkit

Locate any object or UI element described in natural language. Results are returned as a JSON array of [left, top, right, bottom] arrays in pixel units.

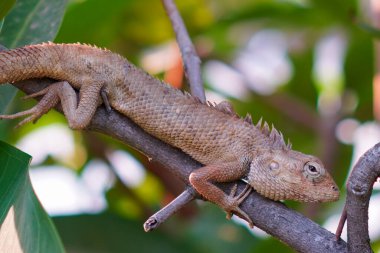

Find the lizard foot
[[225, 183, 254, 228], [0, 86, 58, 128]]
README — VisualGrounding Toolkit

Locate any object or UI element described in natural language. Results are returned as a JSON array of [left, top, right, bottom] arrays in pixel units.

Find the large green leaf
[[0, 141, 65, 253], [0, 0, 67, 115], [0, 0, 67, 48]]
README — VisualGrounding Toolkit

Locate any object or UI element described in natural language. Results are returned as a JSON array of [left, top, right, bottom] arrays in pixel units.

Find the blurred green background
[[1, 0, 380, 252]]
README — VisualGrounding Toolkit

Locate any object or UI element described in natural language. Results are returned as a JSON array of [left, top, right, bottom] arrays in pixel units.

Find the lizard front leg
[[0, 81, 103, 129], [189, 163, 253, 227]]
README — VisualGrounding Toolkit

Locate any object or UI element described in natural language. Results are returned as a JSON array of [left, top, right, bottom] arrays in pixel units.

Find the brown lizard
[[0, 43, 339, 227]]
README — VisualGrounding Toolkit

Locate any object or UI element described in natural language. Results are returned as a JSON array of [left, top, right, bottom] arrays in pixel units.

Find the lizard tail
[[0, 43, 61, 84]]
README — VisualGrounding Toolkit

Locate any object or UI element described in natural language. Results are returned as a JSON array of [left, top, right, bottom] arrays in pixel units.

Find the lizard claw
[[101, 87, 112, 113], [225, 183, 254, 228]]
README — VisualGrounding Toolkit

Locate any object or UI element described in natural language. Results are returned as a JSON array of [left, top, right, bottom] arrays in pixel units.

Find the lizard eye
[[303, 161, 325, 181], [269, 161, 279, 170]]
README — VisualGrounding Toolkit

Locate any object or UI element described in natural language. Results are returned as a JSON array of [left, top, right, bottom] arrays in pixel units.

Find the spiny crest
[[37, 42, 112, 54], [70, 42, 112, 53], [255, 118, 291, 150], [183, 92, 240, 117], [41, 41, 54, 46], [214, 101, 237, 116], [244, 113, 252, 124], [177, 89, 290, 150]]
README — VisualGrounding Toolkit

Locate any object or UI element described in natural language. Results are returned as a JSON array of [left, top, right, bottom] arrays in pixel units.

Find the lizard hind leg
[[0, 80, 102, 129]]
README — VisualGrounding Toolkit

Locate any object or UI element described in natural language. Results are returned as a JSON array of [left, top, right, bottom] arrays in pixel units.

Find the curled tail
[[0, 43, 63, 84]]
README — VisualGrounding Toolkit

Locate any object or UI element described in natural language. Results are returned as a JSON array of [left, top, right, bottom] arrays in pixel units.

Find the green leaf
[[0, 0, 67, 120], [0, 0, 68, 48], [0, 141, 65, 253], [0, 0, 16, 20]]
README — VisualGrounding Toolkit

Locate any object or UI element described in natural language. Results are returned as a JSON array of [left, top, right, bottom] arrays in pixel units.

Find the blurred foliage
[[53, 206, 262, 253], [0, 0, 379, 252], [0, 0, 67, 136]]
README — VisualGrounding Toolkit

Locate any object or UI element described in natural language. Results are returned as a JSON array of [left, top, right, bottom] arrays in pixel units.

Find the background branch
[[161, 0, 206, 102], [372, 0, 380, 122]]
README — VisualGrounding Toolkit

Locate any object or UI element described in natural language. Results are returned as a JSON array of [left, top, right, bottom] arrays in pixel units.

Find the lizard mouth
[[285, 184, 340, 203], [308, 186, 340, 203], [322, 190, 340, 202]]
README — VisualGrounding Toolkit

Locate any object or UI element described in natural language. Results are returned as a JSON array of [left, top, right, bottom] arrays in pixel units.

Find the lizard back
[[0, 43, 287, 166], [110, 62, 265, 165]]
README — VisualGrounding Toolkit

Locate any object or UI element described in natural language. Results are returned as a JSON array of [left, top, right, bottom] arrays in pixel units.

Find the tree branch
[[344, 143, 380, 253], [0, 42, 349, 252], [161, 0, 206, 102], [10, 78, 347, 253]]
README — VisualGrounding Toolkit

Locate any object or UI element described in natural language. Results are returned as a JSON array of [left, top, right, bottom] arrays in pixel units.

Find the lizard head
[[247, 149, 339, 202]]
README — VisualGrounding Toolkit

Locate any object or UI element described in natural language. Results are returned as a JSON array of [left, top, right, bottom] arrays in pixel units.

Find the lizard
[[0, 42, 339, 227]]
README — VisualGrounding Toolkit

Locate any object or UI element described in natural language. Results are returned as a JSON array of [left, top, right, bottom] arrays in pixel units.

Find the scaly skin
[[0, 43, 339, 226]]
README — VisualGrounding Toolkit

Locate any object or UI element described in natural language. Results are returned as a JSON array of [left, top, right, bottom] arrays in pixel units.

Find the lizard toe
[[0, 107, 36, 120], [21, 86, 51, 100], [228, 183, 252, 206], [224, 183, 253, 228], [225, 206, 254, 229], [229, 183, 238, 198], [236, 184, 252, 204], [226, 212, 232, 220], [15, 115, 37, 128]]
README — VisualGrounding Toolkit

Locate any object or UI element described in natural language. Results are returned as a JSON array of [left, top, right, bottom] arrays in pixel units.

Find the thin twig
[[161, 0, 206, 102], [335, 204, 347, 240], [144, 187, 196, 232]]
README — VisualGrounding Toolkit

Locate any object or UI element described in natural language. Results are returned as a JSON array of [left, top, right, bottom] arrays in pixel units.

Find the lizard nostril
[[332, 186, 338, 191]]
